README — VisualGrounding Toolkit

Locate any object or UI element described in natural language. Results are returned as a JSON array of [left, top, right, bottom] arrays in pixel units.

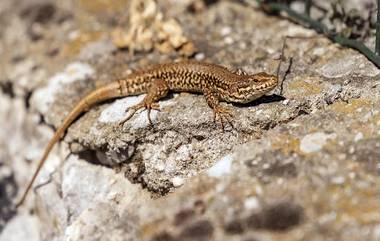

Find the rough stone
[[1, 0, 380, 241], [0, 214, 40, 241]]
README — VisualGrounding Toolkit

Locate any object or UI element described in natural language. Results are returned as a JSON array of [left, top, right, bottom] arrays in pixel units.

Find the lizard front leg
[[120, 79, 169, 125], [204, 89, 234, 129]]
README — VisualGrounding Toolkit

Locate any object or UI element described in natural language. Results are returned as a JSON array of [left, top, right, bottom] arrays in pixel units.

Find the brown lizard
[[16, 61, 278, 207]]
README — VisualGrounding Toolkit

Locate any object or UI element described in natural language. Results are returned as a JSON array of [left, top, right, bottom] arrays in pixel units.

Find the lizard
[[16, 61, 278, 207]]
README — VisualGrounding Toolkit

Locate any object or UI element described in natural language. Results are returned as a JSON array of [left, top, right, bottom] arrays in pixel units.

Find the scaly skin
[[16, 61, 278, 207]]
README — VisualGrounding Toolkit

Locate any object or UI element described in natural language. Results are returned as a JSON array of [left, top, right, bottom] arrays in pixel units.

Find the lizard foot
[[119, 101, 160, 126], [213, 106, 234, 129]]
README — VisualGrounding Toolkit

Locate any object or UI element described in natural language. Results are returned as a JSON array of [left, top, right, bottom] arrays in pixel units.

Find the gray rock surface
[[1, 0, 380, 241]]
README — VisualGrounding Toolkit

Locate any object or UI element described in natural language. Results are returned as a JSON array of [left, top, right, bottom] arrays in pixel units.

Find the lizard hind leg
[[119, 79, 169, 126]]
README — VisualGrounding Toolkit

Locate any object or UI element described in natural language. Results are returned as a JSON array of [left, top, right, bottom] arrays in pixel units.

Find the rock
[[63, 203, 138, 241], [31, 62, 94, 117], [318, 54, 380, 78], [0, 214, 40, 241], [2, 0, 380, 240]]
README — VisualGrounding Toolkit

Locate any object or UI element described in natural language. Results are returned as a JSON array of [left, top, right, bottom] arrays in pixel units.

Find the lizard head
[[224, 72, 278, 103]]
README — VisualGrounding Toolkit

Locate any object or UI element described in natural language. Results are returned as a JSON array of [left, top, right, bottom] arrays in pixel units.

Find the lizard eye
[[249, 77, 260, 82]]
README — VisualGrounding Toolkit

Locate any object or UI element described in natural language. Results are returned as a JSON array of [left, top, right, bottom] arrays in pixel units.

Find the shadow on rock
[[233, 94, 286, 108], [0, 169, 18, 232]]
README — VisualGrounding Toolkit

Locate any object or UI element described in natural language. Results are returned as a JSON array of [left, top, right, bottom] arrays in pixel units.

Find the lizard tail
[[16, 81, 124, 208]]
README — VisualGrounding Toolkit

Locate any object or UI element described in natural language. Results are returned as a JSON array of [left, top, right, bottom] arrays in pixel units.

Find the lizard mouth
[[228, 91, 268, 104], [228, 80, 278, 103]]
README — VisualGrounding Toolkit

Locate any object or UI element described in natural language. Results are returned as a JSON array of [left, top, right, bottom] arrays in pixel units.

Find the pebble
[[262, 163, 270, 169], [300, 132, 336, 154], [354, 132, 364, 142], [195, 52, 205, 61], [224, 36, 234, 45], [331, 176, 345, 185], [331, 84, 343, 93], [244, 196, 260, 210], [156, 162, 165, 172], [172, 176, 184, 187], [207, 154, 233, 178], [220, 26, 231, 36]]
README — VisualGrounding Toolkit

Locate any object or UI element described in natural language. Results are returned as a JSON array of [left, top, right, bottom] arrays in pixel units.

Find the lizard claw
[[146, 103, 160, 125], [213, 106, 234, 129], [119, 101, 160, 126]]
